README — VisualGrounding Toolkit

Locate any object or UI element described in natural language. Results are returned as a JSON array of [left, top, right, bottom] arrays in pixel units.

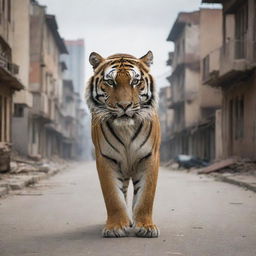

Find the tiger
[[86, 51, 161, 238]]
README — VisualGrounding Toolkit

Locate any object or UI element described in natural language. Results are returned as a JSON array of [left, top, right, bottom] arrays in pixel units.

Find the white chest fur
[[100, 118, 152, 174]]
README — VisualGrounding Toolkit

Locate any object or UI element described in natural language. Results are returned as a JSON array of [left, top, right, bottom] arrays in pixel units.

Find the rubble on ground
[[199, 158, 256, 175], [0, 153, 69, 197], [0, 142, 11, 172]]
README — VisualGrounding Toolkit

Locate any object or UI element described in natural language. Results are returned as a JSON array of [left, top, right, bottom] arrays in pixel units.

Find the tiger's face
[[86, 51, 156, 122]]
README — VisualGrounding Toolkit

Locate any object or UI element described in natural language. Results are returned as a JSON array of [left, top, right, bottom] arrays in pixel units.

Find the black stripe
[[124, 64, 135, 68], [117, 177, 124, 182], [138, 152, 152, 164], [134, 187, 140, 195], [133, 179, 140, 186], [132, 122, 143, 141], [106, 121, 125, 146], [139, 122, 152, 148], [145, 77, 149, 85], [95, 94, 104, 102], [90, 79, 101, 106], [100, 124, 120, 153], [101, 153, 118, 165], [149, 75, 154, 98]]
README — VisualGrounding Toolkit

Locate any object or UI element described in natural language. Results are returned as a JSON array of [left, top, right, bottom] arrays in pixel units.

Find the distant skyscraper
[[62, 39, 93, 160], [62, 39, 85, 96]]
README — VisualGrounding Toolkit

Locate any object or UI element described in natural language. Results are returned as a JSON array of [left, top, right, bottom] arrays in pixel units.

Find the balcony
[[203, 40, 256, 87], [32, 93, 50, 120], [171, 53, 200, 73], [221, 39, 256, 73], [202, 48, 220, 86]]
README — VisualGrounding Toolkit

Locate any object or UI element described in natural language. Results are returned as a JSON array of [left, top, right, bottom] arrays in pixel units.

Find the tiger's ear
[[140, 51, 153, 67], [89, 52, 104, 69]]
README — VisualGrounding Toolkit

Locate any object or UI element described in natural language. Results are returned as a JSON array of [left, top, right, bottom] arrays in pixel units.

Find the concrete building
[[29, 0, 68, 159], [11, 0, 33, 156], [202, 0, 256, 160], [62, 39, 85, 95], [159, 86, 173, 161], [0, 0, 24, 171], [166, 9, 222, 161], [61, 39, 92, 160]]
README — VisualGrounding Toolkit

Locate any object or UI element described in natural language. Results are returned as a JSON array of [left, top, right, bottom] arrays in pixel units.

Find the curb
[[0, 168, 61, 198], [211, 173, 256, 193]]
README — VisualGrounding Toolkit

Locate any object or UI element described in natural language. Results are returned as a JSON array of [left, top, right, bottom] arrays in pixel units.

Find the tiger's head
[[86, 51, 157, 123]]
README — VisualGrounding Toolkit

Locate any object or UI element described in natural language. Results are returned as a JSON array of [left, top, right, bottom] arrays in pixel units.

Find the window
[[235, 1, 248, 58], [7, 0, 10, 22], [232, 95, 244, 140], [202, 55, 210, 81], [14, 104, 24, 117], [32, 120, 36, 144]]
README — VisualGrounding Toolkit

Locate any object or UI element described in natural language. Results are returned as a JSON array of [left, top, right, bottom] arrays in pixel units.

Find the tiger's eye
[[106, 79, 114, 86], [131, 79, 140, 86]]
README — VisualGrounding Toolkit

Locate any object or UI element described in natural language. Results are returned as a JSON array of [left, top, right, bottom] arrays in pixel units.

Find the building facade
[[0, 0, 24, 171], [62, 39, 85, 95], [202, 0, 256, 160], [159, 86, 173, 161], [61, 39, 92, 160], [166, 9, 222, 161], [11, 0, 33, 157], [29, 1, 68, 159]]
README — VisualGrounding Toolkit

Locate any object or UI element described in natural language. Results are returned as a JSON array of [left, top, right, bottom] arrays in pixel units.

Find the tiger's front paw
[[134, 223, 160, 238], [102, 223, 130, 238]]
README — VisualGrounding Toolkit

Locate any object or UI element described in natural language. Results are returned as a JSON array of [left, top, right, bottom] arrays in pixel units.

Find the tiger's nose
[[116, 102, 132, 111]]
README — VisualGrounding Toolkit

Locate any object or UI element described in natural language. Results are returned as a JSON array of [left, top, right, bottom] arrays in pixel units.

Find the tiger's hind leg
[[96, 155, 131, 238], [132, 155, 160, 238]]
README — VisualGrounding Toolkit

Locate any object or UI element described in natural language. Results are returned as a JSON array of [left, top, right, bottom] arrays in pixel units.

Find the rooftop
[[167, 11, 200, 42], [45, 15, 68, 54]]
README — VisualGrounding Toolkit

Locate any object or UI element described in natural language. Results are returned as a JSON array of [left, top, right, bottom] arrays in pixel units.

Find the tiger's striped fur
[[86, 51, 161, 238]]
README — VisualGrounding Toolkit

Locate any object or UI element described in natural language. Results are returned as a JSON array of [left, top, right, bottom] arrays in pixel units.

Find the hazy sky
[[39, 0, 213, 87]]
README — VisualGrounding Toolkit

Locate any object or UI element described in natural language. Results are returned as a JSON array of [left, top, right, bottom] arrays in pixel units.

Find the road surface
[[0, 162, 256, 256]]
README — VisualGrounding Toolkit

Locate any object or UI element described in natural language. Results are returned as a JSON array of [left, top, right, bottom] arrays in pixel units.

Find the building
[[202, 0, 256, 160], [166, 9, 222, 161], [159, 86, 173, 161], [62, 39, 85, 95], [28, 0, 68, 159], [0, 0, 24, 171], [12, 0, 33, 157], [61, 39, 92, 160]]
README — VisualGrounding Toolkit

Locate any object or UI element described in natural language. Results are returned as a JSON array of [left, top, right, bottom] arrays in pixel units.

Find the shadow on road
[[34, 224, 103, 242]]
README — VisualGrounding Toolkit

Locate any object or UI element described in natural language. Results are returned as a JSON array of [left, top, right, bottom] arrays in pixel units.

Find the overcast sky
[[39, 0, 214, 87]]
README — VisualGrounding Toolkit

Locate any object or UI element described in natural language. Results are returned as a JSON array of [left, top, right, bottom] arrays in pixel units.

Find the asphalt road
[[0, 161, 256, 256]]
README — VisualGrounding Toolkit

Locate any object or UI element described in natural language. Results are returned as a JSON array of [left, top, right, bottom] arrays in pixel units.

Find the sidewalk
[[0, 158, 68, 198], [210, 172, 256, 192], [164, 159, 256, 193], [198, 158, 256, 193]]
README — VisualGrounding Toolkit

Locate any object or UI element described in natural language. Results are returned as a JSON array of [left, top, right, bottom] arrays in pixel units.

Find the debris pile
[[199, 158, 256, 175], [0, 143, 11, 173]]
